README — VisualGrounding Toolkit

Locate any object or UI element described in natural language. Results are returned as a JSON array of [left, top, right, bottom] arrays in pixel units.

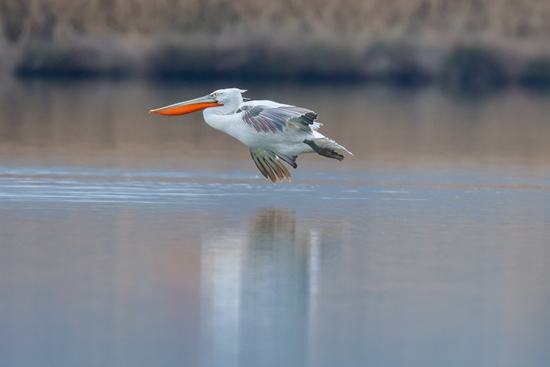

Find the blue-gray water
[[1, 80, 550, 367]]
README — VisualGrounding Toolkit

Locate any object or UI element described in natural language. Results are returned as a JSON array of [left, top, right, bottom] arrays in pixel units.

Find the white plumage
[[150, 88, 352, 182]]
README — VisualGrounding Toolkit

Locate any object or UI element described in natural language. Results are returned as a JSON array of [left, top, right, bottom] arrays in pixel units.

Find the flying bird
[[149, 88, 352, 182]]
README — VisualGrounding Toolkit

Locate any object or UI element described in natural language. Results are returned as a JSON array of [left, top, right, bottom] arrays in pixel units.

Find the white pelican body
[[150, 88, 352, 182]]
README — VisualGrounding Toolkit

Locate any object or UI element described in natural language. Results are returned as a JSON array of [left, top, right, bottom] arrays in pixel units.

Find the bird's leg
[[303, 140, 344, 161]]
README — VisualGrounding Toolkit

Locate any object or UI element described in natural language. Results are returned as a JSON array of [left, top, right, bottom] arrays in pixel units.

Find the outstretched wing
[[240, 105, 319, 134], [249, 148, 298, 183]]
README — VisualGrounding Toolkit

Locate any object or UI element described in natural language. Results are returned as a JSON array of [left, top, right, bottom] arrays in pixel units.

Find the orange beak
[[149, 95, 222, 116]]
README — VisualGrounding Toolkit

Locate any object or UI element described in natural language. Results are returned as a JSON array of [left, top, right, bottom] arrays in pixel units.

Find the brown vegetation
[[3, 0, 550, 40], [2, 0, 550, 89]]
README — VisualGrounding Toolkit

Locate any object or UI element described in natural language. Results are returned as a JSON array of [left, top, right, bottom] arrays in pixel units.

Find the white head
[[209, 88, 247, 109], [149, 88, 247, 116]]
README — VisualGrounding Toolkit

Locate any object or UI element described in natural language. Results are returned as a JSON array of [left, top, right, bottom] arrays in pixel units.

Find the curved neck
[[201, 92, 243, 130], [202, 105, 236, 131]]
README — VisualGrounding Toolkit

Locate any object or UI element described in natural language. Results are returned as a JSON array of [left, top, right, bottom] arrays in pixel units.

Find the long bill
[[149, 95, 222, 116]]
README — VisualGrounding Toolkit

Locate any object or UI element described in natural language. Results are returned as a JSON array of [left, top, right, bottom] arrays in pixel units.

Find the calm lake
[[1, 79, 549, 367]]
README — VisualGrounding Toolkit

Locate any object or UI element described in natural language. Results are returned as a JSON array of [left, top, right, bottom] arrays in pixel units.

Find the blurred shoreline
[[2, 0, 550, 91]]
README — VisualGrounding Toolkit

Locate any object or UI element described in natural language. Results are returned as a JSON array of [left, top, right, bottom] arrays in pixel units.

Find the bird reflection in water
[[200, 208, 335, 367], [240, 208, 310, 367]]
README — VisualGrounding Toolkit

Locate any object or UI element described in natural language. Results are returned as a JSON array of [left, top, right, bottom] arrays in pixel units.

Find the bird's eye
[[212, 92, 219, 98]]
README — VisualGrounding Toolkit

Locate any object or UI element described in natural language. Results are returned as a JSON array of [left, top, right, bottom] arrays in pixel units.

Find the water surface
[[1, 80, 550, 367]]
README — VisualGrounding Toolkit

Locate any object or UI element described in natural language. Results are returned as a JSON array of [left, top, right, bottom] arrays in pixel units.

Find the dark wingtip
[[250, 149, 293, 183]]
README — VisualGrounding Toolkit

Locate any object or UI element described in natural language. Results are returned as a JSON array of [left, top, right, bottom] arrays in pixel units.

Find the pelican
[[149, 88, 352, 182]]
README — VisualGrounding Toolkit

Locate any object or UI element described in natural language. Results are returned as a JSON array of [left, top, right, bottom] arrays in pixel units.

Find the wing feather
[[249, 148, 297, 183], [241, 105, 319, 134]]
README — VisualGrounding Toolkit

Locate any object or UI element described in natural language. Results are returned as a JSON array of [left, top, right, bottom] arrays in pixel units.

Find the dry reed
[[2, 0, 550, 88], [3, 0, 550, 40]]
